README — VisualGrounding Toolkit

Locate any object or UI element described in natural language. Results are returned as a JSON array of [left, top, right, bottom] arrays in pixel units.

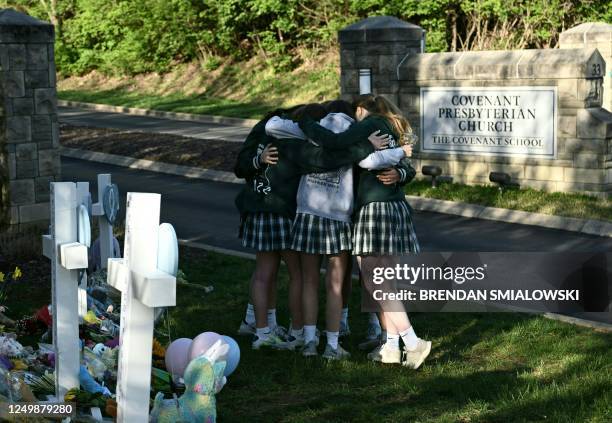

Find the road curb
[[61, 147, 242, 184], [58, 99, 259, 128], [61, 147, 612, 238]]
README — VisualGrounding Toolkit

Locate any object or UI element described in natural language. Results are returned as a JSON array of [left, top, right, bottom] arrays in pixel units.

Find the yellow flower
[[0, 272, 4, 283], [12, 267, 22, 280]]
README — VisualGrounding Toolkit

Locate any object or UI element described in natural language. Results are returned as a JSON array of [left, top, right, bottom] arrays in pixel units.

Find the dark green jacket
[[234, 119, 269, 183], [234, 136, 374, 218], [299, 115, 416, 211]]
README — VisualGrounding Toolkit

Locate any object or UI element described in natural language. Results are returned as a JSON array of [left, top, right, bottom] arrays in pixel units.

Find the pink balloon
[[188, 332, 224, 361], [165, 338, 192, 377]]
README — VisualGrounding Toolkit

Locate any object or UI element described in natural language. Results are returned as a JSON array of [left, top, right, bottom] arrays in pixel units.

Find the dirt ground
[[60, 123, 243, 172]]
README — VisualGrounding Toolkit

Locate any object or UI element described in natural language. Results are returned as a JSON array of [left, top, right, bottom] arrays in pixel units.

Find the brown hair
[[289, 103, 327, 122], [324, 99, 355, 119], [352, 94, 412, 143]]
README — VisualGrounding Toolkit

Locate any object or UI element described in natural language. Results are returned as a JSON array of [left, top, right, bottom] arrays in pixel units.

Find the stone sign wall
[[0, 9, 59, 231], [338, 17, 611, 197]]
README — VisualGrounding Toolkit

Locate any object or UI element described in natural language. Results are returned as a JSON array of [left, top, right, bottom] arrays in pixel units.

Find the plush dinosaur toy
[[150, 340, 228, 423]]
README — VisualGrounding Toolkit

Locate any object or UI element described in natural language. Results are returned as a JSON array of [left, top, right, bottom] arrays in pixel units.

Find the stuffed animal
[[150, 340, 228, 423]]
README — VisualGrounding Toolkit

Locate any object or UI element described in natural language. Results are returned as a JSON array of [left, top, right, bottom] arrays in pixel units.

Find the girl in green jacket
[[234, 104, 310, 350]]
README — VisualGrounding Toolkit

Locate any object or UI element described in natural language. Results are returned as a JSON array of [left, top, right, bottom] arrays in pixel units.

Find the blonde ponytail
[[373, 95, 412, 144]]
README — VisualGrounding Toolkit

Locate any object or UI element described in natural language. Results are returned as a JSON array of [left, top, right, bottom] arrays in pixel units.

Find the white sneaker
[[237, 319, 256, 336], [251, 334, 289, 350], [402, 339, 432, 369], [379, 343, 402, 364], [302, 340, 318, 357], [366, 343, 384, 362], [271, 325, 288, 340], [358, 323, 382, 350], [322, 344, 350, 360], [286, 334, 305, 351]]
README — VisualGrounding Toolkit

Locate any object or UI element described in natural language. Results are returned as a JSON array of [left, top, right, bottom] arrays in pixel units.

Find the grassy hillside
[[58, 51, 340, 119]]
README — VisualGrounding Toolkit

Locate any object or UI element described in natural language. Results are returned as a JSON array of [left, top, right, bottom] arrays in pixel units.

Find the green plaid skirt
[[239, 212, 293, 251], [353, 200, 420, 256], [291, 213, 352, 255]]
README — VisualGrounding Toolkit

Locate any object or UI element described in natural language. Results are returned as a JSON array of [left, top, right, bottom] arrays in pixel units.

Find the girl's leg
[[301, 253, 322, 345], [266, 264, 279, 328], [280, 250, 303, 331], [340, 258, 352, 332], [325, 251, 350, 335], [356, 256, 382, 349], [242, 262, 279, 331], [251, 251, 281, 331]]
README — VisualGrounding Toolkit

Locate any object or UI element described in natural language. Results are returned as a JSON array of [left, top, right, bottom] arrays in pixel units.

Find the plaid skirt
[[239, 212, 293, 251], [291, 213, 352, 255], [353, 200, 420, 256]]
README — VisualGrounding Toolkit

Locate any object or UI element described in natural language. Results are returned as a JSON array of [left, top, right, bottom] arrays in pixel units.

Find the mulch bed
[[60, 123, 244, 172]]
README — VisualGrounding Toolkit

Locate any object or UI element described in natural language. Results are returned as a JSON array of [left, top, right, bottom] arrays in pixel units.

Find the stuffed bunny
[[150, 340, 228, 423]]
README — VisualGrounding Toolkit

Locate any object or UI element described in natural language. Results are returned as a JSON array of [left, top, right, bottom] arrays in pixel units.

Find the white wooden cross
[[42, 182, 90, 401], [107, 193, 177, 422], [76, 182, 91, 321], [92, 174, 116, 270]]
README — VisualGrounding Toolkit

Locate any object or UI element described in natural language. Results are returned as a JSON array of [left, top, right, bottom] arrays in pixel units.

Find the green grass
[[406, 180, 612, 222], [58, 89, 273, 119], [5, 248, 611, 421], [58, 53, 340, 119], [170, 249, 611, 422]]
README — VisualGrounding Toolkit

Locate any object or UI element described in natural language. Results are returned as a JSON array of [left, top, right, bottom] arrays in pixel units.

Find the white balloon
[[157, 223, 179, 277], [78, 204, 91, 248]]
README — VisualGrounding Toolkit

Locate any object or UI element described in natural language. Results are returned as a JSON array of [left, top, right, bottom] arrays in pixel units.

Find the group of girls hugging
[[233, 94, 431, 369]]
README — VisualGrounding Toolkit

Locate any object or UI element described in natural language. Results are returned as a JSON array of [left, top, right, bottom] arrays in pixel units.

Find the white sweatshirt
[[265, 113, 405, 222]]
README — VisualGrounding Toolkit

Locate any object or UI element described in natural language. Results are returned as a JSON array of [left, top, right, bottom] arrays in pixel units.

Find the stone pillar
[[0, 9, 59, 231], [338, 16, 424, 105], [560, 23, 612, 112]]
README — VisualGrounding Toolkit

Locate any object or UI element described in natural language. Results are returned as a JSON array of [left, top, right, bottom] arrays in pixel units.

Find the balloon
[[165, 338, 192, 377], [157, 223, 179, 277], [188, 332, 224, 361], [221, 336, 240, 377]]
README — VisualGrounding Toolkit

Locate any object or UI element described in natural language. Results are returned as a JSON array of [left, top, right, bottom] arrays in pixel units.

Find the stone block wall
[[0, 9, 58, 231], [560, 23, 612, 112], [338, 16, 424, 104]]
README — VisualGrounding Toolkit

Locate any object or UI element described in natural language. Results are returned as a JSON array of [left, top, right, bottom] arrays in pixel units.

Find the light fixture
[[359, 69, 371, 94], [489, 172, 519, 191], [422, 165, 441, 188]]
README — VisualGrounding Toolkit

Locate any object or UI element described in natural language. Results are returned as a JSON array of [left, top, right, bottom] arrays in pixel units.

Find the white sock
[[386, 333, 400, 350], [327, 331, 339, 350], [256, 326, 270, 340], [368, 313, 380, 326], [304, 325, 317, 343], [400, 326, 419, 351], [267, 309, 277, 329], [290, 327, 304, 338], [245, 303, 255, 326], [341, 307, 349, 325]]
